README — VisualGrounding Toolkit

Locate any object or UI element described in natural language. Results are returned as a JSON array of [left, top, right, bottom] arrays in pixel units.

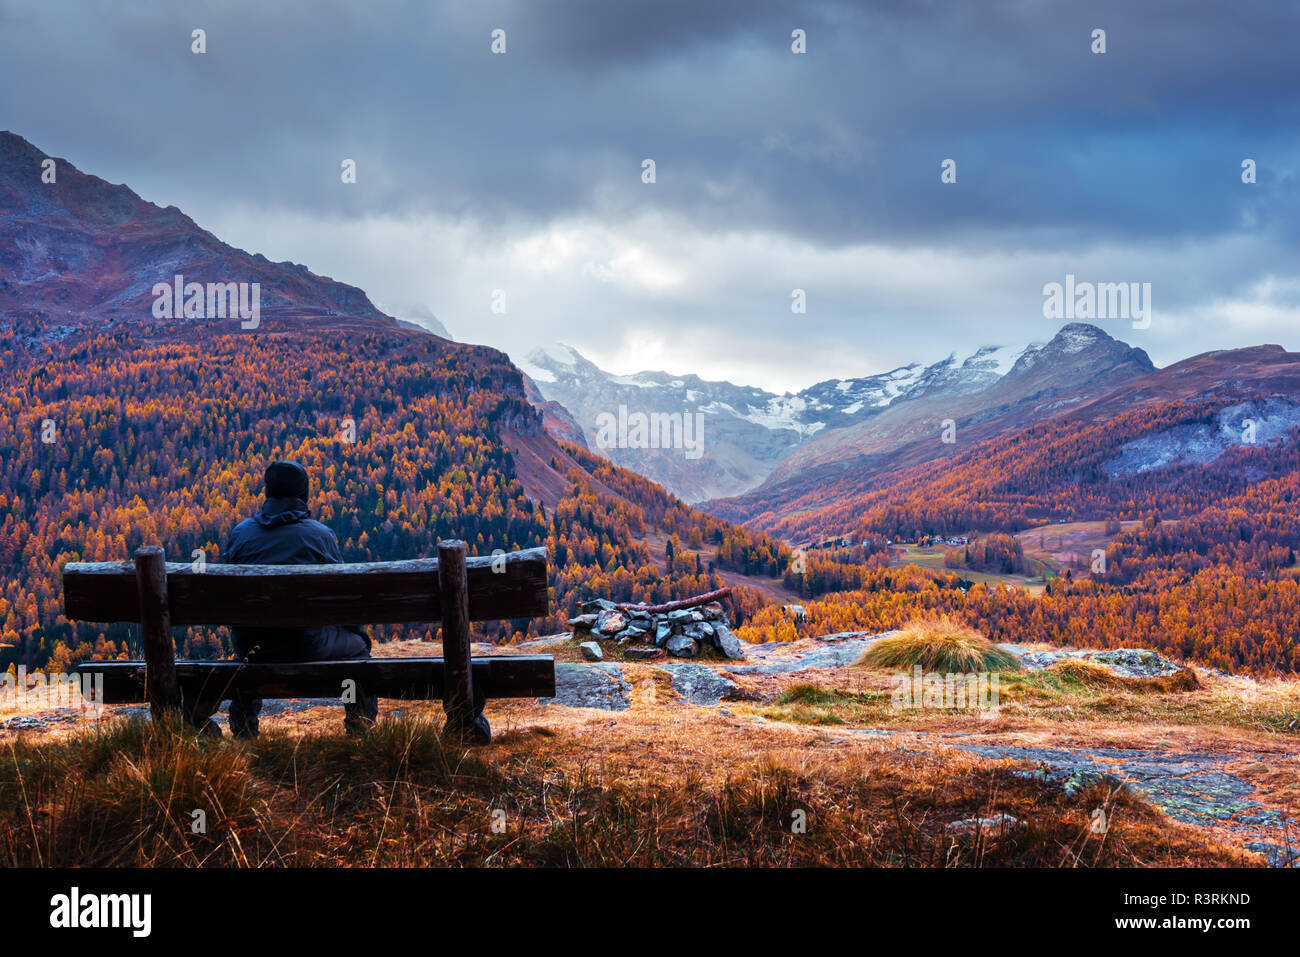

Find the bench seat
[[85, 655, 557, 704]]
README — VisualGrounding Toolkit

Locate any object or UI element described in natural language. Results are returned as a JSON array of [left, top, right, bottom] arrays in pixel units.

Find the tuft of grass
[[0, 715, 271, 867], [777, 683, 857, 706], [858, 616, 1021, 674]]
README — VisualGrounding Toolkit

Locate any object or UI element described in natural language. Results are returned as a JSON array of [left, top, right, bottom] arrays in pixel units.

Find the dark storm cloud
[[3, 0, 1296, 246]]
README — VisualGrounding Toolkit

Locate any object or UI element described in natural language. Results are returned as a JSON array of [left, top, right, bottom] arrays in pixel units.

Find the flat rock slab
[[0, 710, 87, 731], [517, 634, 571, 648], [539, 662, 631, 711], [953, 742, 1299, 865], [725, 633, 886, 676], [654, 662, 739, 705], [1014, 647, 1182, 678]]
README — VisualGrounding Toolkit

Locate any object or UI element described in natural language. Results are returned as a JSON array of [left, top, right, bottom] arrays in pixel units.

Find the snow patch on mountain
[[1104, 398, 1300, 477]]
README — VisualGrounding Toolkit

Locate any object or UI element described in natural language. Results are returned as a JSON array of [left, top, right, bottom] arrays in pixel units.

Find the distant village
[[805, 534, 974, 550]]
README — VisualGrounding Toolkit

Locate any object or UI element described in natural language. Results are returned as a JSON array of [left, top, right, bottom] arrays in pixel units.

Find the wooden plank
[[134, 546, 181, 717], [62, 547, 548, 626], [81, 656, 556, 704], [438, 540, 481, 741]]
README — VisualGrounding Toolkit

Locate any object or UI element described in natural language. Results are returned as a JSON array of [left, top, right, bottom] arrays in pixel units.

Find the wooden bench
[[60, 540, 554, 744]]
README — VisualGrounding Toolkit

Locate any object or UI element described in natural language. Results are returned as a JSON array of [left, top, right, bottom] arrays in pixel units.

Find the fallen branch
[[616, 587, 732, 615]]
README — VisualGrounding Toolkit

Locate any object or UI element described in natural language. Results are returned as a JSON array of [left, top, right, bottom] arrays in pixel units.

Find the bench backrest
[[60, 541, 550, 741], [62, 547, 549, 626]]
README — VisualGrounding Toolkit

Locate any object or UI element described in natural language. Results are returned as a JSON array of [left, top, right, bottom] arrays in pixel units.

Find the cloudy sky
[[3, 0, 1298, 391]]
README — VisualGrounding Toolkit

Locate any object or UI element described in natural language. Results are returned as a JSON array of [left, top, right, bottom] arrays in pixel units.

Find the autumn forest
[[3, 315, 1300, 679]]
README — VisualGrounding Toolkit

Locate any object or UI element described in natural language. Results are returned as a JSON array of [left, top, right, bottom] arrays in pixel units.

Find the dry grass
[[857, 616, 1022, 673], [2, 638, 1294, 868], [0, 711, 1254, 868]]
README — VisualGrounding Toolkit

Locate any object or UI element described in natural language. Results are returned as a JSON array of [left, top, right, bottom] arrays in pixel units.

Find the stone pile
[[568, 598, 743, 661]]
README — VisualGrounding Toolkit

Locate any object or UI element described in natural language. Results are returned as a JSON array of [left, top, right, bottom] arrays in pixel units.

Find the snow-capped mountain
[[515, 337, 1058, 503]]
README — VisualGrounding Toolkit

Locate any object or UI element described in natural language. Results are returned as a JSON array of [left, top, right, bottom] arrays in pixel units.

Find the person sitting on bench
[[221, 459, 379, 737]]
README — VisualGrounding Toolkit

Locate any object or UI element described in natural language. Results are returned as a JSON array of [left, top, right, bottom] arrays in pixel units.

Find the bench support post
[[438, 540, 490, 744], [134, 545, 181, 720]]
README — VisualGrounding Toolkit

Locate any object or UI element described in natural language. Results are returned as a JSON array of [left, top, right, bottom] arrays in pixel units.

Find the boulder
[[578, 641, 603, 661], [713, 624, 744, 660], [580, 598, 618, 614], [666, 635, 698, 658], [654, 621, 672, 645], [625, 646, 664, 661], [568, 614, 599, 630]]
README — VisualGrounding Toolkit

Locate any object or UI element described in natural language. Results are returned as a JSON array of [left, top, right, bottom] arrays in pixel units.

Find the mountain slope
[[0, 130, 386, 334], [721, 341, 1300, 542], [707, 324, 1155, 525]]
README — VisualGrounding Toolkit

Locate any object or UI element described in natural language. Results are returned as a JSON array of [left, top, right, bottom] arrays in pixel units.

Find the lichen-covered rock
[[579, 641, 603, 661], [1017, 647, 1181, 678], [580, 599, 617, 614], [597, 610, 628, 635], [568, 613, 599, 630]]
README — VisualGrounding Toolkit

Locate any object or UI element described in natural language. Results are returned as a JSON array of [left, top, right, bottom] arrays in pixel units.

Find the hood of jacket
[[254, 497, 310, 527]]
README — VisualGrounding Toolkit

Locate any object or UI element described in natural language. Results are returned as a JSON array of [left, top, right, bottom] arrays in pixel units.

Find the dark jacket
[[223, 497, 369, 658], [224, 497, 344, 565]]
